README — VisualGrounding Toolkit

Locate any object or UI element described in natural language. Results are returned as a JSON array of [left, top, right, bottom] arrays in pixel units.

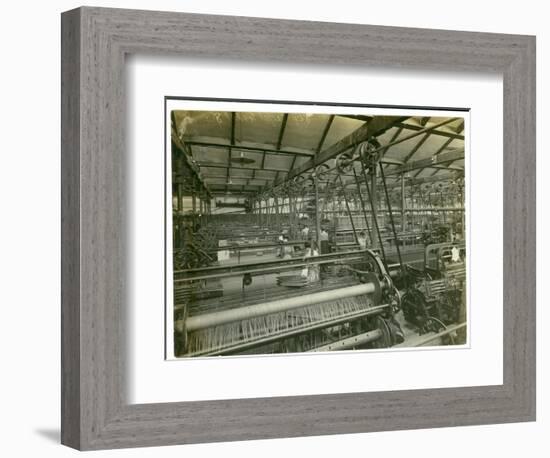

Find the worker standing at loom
[[301, 241, 320, 283], [276, 230, 285, 258], [357, 230, 369, 249], [319, 228, 330, 254], [301, 224, 310, 240], [281, 235, 293, 259], [318, 227, 331, 277]]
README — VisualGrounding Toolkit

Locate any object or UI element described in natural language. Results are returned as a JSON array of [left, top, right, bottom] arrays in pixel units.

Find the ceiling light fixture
[[230, 150, 255, 165]]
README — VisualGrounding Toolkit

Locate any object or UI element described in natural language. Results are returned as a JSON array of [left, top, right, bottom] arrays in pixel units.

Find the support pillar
[[177, 183, 183, 212], [274, 196, 280, 230], [401, 173, 406, 232], [176, 183, 184, 249], [371, 167, 378, 247], [314, 173, 321, 243], [191, 176, 197, 215]]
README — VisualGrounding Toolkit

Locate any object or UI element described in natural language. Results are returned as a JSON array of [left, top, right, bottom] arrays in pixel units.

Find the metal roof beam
[[339, 114, 374, 123], [380, 157, 405, 166], [196, 162, 290, 173], [392, 172, 462, 187], [395, 122, 465, 140], [186, 141, 315, 157], [427, 137, 456, 176], [230, 112, 236, 145], [288, 154, 298, 176], [385, 149, 464, 176], [276, 114, 289, 150], [380, 126, 405, 171], [170, 125, 212, 198], [316, 115, 335, 154], [381, 126, 403, 157], [277, 116, 408, 185], [351, 118, 459, 170], [199, 173, 265, 180], [402, 132, 431, 163]]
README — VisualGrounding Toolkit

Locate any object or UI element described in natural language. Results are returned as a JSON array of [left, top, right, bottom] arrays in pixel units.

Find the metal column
[[352, 168, 372, 244], [401, 173, 406, 232], [177, 183, 183, 212], [191, 176, 197, 214], [314, 173, 321, 243], [371, 167, 378, 247], [338, 174, 358, 244]]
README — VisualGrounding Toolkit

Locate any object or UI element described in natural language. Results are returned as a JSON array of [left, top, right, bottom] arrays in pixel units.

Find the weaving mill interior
[[170, 109, 467, 358]]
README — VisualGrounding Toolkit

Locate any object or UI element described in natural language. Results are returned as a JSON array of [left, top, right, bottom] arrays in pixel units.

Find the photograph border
[[61, 6, 535, 450], [163, 97, 471, 360]]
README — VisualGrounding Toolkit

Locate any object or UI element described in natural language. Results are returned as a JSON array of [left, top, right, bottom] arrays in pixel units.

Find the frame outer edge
[[61, 7, 82, 450], [520, 35, 536, 421], [501, 35, 536, 420], [527, 35, 536, 421], [61, 6, 537, 450]]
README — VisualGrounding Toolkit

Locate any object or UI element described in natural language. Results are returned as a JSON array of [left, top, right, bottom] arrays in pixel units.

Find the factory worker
[[301, 225, 310, 240], [302, 241, 320, 282], [451, 245, 460, 263], [357, 230, 368, 249], [319, 228, 330, 254], [276, 231, 285, 258], [281, 235, 293, 259]]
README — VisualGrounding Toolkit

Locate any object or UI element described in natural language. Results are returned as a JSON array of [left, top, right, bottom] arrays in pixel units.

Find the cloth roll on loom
[[186, 283, 375, 331], [181, 280, 390, 357]]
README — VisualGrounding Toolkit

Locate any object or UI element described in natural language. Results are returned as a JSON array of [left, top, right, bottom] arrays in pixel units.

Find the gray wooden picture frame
[[61, 6, 536, 451]]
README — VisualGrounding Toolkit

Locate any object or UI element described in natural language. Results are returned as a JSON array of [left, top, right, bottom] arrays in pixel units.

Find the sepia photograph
[[167, 100, 467, 358]]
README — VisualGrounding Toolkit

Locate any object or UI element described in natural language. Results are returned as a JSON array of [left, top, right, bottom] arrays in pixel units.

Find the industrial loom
[[173, 249, 403, 357]]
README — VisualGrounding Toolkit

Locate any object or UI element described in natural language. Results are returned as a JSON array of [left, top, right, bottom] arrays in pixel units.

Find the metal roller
[[186, 283, 376, 332]]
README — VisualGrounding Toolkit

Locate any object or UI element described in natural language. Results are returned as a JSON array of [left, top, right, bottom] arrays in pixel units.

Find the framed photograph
[[61, 6, 535, 450], [165, 99, 469, 360]]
